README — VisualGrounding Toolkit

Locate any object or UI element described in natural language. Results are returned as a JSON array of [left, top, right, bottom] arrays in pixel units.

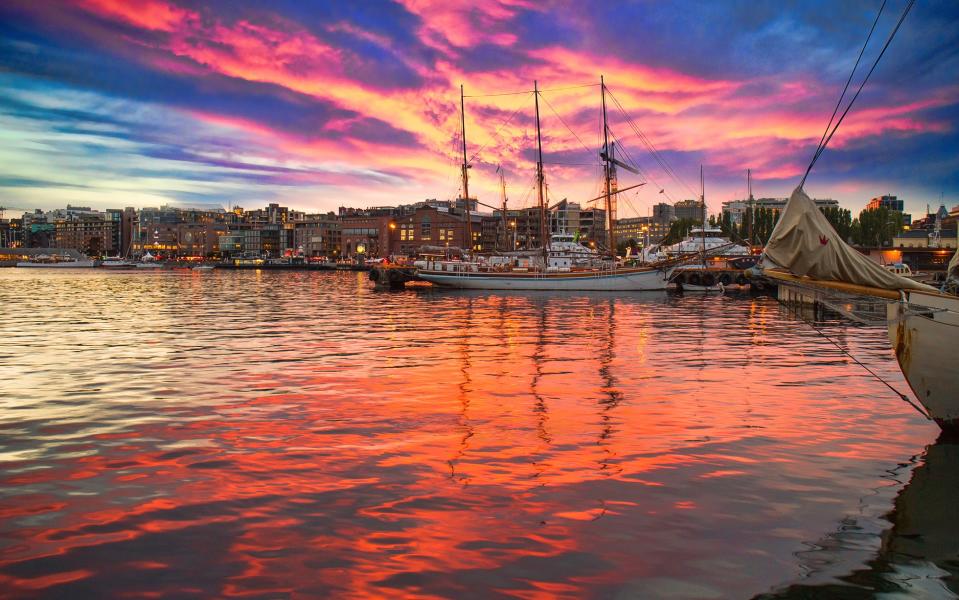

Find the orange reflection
[[0, 272, 940, 598]]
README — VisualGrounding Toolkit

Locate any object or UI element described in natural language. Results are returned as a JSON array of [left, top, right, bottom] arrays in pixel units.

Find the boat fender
[[687, 272, 701, 286], [702, 273, 716, 287], [718, 273, 732, 286]]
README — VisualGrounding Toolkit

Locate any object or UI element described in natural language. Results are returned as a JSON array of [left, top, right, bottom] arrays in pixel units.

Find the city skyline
[[1, 1, 957, 218]]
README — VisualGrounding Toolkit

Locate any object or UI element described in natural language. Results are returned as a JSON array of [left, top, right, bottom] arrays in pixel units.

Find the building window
[[439, 228, 454, 241], [420, 221, 432, 239], [400, 224, 414, 241]]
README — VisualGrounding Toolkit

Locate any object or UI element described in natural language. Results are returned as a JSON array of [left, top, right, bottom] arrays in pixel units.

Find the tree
[[616, 237, 640, 256], [820, 206, 853, 242], [853, 207, 903, 247], [662, 218, 698, 245]]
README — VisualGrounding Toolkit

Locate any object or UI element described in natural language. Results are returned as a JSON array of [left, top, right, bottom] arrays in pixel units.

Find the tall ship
[[415, 78, 675, 291]]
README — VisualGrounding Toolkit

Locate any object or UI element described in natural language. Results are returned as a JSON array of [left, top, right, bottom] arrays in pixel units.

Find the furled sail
[[949, 249, 959, 279], [764, 187, 936, 292]]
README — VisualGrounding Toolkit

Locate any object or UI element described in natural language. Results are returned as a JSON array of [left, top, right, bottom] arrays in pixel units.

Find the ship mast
[[747, 168, 753, 248], [460, 84, 473, 255], [601, 75, 615, 258], [701, 165, 706, 268], [499, 168, 508, 250], [534, 80, 547, 261]]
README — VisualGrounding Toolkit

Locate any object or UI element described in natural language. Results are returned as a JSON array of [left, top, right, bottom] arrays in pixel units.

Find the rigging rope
[[467, 92, 532, 166], [463, 82, 599, 98], [806, 0, 887, 186], [605, 87, 698, 198], [802, 318, 931, 420], [801, 0, 915, 187], [540, 93, 601, 163]]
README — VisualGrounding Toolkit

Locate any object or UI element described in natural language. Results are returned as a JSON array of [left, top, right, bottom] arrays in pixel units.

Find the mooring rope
[[801, 317, 931, 420]]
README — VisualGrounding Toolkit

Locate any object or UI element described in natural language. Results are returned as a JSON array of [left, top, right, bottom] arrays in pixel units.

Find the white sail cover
[[764, 187, 936, 292], [949, 249, 959, 279]]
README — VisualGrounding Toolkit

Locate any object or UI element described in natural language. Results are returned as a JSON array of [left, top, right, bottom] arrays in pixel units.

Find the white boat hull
[[416, 268, 670, 291], [17, 260, 96, 268], [888, 290, 959, 431]]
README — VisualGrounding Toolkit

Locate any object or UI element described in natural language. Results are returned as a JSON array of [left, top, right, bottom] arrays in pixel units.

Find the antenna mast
[[460, 84, 473, 255], [747, 168, 754, 248]]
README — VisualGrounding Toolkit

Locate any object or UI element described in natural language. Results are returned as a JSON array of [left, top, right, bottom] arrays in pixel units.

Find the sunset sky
[[1, 0, 957, 218]]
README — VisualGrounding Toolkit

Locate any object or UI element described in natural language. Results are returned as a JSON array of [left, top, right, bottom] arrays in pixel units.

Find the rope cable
[[801, 0, 915, 187], [803, 318, 931, 420], [467, 92, 532, 166], [806, 0, 887, 186], [540, 93, 601, 164]]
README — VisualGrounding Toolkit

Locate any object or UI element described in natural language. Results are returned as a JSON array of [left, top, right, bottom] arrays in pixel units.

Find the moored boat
[[17, 254, 95, 268], [415, 77, 674, 290], [100, 257, 136, 268], [759, 188, 959, 431]]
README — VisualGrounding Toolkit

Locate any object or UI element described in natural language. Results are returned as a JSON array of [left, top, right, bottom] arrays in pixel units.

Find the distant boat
[[17, 253, 95, 268], [136, 251, 164, 269], [100, 256, 136, 268], [192, 265, 214, 271], [659, 226, 750, 258]]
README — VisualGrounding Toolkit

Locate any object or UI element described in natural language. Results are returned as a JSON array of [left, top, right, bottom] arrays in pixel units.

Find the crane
[[0, 206, 28, 220]]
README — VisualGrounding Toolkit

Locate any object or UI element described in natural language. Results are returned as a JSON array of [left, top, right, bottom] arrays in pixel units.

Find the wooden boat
[[416, 78, 673, 291], [759, 188, 959, 431]]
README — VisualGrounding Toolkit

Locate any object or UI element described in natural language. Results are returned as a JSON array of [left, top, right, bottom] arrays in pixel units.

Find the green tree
[[662, 218, 698, 245], [820, 206, 853, 242], [616, 237, 640, 256], [853, 207, 903, 247]]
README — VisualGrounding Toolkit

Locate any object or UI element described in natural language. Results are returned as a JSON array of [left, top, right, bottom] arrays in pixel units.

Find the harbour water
[[0, 270, 953, 598]]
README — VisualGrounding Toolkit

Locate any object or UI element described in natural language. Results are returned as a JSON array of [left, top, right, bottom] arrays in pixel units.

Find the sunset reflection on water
[[0, 270, 946, 598]]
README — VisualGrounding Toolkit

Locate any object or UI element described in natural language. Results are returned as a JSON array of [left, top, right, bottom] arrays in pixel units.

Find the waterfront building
[[54, 213, 117, 256], [721, 196, 839, 226], [614, 216, 670, 246], [865, 194, 911, 225], [0, 218, 22, 248], [653, 202, 675, 221], [341, 213, 393, 258], [674, 199, 705, 221], [292, 213, 341, 257], [218, 232, 245, 257], [493, 203, 607, 251], [386, 204, 488, 257], [893, 228, 958, 249]]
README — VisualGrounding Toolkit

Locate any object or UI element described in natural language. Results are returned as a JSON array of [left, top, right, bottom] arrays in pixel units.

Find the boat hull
[[416, 268, 670, 291], [888, 290, 959, 432]]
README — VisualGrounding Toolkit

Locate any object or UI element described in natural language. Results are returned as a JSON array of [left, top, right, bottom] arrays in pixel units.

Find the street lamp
[[387, 221, 397, 259]]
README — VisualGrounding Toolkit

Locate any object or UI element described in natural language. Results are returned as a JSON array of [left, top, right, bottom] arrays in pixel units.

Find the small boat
[[100, 257, 136, 268], [192, 265, 214, 271], [136, 251, 164, 269], [17, 254, 96, 268]]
